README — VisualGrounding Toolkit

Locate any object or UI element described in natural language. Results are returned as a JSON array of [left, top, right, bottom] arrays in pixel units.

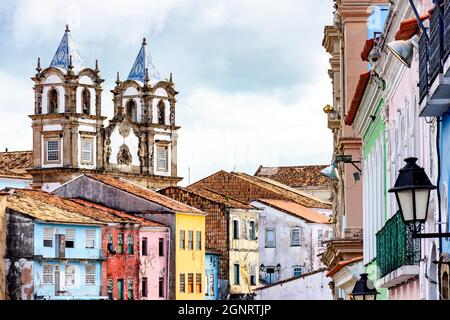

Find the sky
[[0, 0, 334, 185]]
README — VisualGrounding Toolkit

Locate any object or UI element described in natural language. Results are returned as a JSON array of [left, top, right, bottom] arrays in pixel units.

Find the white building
[[253, 268, 332, 300], [251, 199, 333, 284]]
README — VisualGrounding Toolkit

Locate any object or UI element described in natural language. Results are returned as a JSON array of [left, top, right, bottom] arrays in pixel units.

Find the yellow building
[[175, 212, 206, 300]]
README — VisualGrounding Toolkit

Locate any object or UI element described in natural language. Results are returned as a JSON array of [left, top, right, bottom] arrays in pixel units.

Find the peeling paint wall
[[228, 208, 259, 297], [139, 227, 169, 300], [5, 210, 34, 300], [0, 193, 5, 300]]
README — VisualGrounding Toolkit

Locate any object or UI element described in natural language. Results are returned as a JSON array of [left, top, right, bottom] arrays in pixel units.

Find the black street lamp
[[349, 273, 380, 300], [389, 157, 450, 238]]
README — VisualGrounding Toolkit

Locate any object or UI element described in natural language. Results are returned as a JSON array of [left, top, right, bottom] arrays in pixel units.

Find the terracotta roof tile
[[254, 165, 330, 188], [190, 171, 331, 209], [360, 38, 376, 62], [257, 199, 331, 224], [395, 12, 431, 41], [326, 256, 363, 278], [85, 174, 204, 214], [0, 151, 33, 171], [7, 191, 103, 225], [0, 169, 33, 180], [345, 72, 371, 126], [71, 199, 166, 227]]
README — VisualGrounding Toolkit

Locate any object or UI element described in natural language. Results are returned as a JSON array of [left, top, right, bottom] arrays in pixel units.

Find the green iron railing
[[376, 211, 421, 278]]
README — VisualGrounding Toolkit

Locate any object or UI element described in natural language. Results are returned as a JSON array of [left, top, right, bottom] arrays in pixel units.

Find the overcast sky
[[0, 0, 334, 185]]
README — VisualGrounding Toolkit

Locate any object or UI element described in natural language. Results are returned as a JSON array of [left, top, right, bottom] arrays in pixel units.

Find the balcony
[[376, 211, 421, 287], [419, 0, 450, 117]]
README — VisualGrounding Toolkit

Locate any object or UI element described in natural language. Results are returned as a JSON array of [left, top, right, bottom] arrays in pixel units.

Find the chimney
[[0, 191, 7, 300]]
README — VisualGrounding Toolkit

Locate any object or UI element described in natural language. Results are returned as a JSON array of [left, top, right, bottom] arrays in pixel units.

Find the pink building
[[139, 226, 170, 300]]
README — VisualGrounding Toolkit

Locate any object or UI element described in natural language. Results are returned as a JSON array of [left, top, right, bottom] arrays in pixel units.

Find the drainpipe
[[166, 228, 170, 300], [436, 117, 443, 299]]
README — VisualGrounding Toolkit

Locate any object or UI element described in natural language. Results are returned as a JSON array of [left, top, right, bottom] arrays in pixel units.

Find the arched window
[[126, 100, 137, 122], [157, 100, 165, 125], [48, 88, 58, 114], [443, 272, 449, 300], [81, 88, 91, 115]]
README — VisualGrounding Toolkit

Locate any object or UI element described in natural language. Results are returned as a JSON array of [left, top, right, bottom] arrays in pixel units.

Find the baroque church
[[28, 25, 182, 191]]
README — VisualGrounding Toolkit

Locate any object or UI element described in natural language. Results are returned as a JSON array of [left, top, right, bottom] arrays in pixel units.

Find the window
[[141, 237, 148, 256], [250, 263, 256, 286], [179, 274, 186, 293], [293, 266, 303, 277], [107, 279, 113, 299], [43, 264, 54, 285], [117, 279, 124, 300], [126, 100, 137, 122], [85, 265, 95, 286], [325, 230, 333, 241], [159, 238, 164, 256], [188, 273, 194, 293], [266, 267, 275, 284], [128, 234, 134, 254], [156, 146, 168, 172], [233, 220, 239, 240], [142, 277, 148, 298], [117, 233, 124, 254], [107, 233, 114, 253], [318, 229, 324, 247], [85, 229, 96, 248], [159, 277, 165, 298], [157, 100, 165, 125], [196, 231, 202, 250], [249, 221, 256, 240], [46, 139, 60, 162], [127, 279, 134, 300], [81, 138, 93, 164], [65, 228, 75, 248], [291, 227, 301, 246], [48, 88, 58, 114], [265, 229, 275, 248], [65, 265, 76, 286], [241, 221, 247, 239], [179, 230, 185, 249], [43, 227, 54, 247], [188, 231, 194, 250], [81, 88, 91, 115], [233, 264, 240, 285], [195, 273, 202, 293]]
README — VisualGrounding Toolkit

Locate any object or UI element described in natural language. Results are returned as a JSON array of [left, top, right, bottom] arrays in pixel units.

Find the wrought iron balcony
[[376, 211, 421, 278], [419, 0, 450, 116]]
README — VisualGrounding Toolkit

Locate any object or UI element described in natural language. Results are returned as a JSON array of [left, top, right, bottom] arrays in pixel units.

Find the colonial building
[[254, 165, 331, 202], [158, 186, 260, 300], [251, 199, 332, 284], [5, 189, 106, 300], [205, 251, 220, 300], [26, 26, 181, 191], [321, 0, 389, 300], [53, 174, 206, 300]]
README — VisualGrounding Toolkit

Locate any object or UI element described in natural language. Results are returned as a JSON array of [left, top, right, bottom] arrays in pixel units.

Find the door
[[117, 279, 124, 300]]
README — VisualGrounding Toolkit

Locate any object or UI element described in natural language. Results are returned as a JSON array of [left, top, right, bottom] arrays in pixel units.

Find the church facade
[[28, 26, 182, 191]]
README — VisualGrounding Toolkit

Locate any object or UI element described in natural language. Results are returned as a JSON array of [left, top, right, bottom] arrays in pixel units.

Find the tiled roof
[[0, 169, 32, 180], [128, 38, 161, 83], [50, 26, 85, 73], [395, 12, 431, 41], [326, 256, 363, 278], [164, 186, 254, 209], [190, 170, 331, 209], [7, 190, 103, 225], [344, 72, 371, 126], [256, 199, 331, 224], [254, 165, 330, 188], [0, 151, 33, 171], [85, 174, 204, 214], [71, 199, 166, 227]]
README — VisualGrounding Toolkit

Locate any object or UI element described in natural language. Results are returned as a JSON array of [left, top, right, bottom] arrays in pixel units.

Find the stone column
[[171, 132, 178, 177], [32, 122, 43, 168]]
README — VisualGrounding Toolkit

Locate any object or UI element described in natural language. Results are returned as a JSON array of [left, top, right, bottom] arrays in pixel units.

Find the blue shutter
[[419, 32, 429, 102]]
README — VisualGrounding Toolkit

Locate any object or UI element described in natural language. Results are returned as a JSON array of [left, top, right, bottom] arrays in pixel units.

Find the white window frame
[[45, 138, 60, 163], [43, 227, 54, 247], [265, 228, 276, 248], [290, 227, 301, 246], [81, 138, 94, 164], [85, 229, 96, 249], [65, 265, 76, 286], [85, 265, 96, 286], [156, 145, 168, 172], [43, 264, 54, 285]]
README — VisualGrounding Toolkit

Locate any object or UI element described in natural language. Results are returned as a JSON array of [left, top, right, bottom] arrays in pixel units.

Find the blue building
[[5, 189, 107, 300], [205, 251, 220, 300]]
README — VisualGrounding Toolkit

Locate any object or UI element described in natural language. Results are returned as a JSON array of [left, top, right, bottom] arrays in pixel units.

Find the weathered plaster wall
[[253, 270, 332, 300], [0, 194, 7, 300], [139, 227, 169, 300]]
